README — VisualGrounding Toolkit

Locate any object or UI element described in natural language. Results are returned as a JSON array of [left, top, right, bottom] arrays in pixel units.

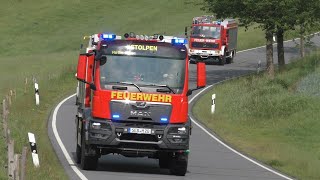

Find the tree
[[273, 1, 297, 71], [292, 0, 320, 58]]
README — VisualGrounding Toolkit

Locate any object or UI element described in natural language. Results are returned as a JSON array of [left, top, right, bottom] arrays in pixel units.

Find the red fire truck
[[186, 16, 238, 65], [75, 32, 206, 176]]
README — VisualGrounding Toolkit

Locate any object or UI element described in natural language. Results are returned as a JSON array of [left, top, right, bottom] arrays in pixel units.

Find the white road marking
[[52, 93, 88, 180], [188, 87, 294, 180]]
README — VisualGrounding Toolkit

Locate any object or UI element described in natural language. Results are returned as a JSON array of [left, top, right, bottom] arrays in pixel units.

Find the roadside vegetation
[[193, 51, 320, 180], [0, 0, 268, 179]]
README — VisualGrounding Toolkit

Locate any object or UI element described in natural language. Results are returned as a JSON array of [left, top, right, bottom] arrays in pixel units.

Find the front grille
[[127, 117, 152, 121], [120, 134, 158, 142], [191, 42, 219, 49]]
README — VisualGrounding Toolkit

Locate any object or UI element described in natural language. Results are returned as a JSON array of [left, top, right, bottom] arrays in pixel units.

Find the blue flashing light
[[171, 38, 188, 45], [101, 33, 116, 40], [160, 117, 168, 122], [112, 114, 120, 119]]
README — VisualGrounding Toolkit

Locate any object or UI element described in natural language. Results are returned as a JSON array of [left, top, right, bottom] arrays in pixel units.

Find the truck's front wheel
[[159, 152, 170, 169], [170, 153, 188, 176], [80, 129, 98, 170], [219, 55, 226, 65]]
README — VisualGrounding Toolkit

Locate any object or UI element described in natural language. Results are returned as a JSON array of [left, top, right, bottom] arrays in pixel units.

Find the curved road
[[48, 35, 319, 180]]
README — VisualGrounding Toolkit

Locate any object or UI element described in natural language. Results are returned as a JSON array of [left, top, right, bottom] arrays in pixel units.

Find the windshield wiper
[[142, 84, 176, 94], [107, 82, 142, 92]]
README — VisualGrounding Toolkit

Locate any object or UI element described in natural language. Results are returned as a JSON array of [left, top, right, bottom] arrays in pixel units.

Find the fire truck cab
[[75, 32, 206, 176]]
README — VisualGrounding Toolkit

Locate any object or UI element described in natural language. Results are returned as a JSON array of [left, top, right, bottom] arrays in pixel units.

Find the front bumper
[[188, 49, 222, 64], [188, 49, 222, 58], [85, 118, 190, 152]]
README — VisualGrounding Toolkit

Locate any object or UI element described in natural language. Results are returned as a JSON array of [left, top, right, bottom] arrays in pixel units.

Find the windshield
[[191, 26, 221, 39], [100, 56, 186, 94]]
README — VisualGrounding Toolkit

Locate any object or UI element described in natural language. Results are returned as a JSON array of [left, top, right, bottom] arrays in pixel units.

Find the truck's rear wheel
[[76, 118, 81, 164], [226, 51, 234, 64], [170, 153, 188, 176], [76, 145, 81, 164], [159, 152, 170, 169], [80, 129, 98, 170]]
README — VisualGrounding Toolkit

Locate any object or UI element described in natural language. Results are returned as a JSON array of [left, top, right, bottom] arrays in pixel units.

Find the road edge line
[[188, 85, 294, 180], [52, 94, 88, 180]]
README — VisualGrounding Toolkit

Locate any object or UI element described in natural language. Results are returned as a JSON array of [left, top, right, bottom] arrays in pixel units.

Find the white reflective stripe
[[32, 153, 40, 167], [28, 132, 36, 143]]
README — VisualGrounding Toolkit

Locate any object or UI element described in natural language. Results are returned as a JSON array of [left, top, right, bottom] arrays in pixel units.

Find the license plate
[[128, 128, 152, 134]]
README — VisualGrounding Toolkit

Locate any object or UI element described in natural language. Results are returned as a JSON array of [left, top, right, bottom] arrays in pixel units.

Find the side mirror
[[90, 83, 97, 91], [187, 89, 193, 96], [77, 55, 87, 81], [186, 62, 206, 96], [197, 62, 206, 88]]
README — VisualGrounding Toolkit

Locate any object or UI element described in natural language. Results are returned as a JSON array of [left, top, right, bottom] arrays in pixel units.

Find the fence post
[[14, 154, 20, 180], [28, 132, 40, 167], [2, 99, 8, 141], [6, 94, 11, 107], [211, 94, 216, 114], [20, 147, 27, 180], [8, 139, 14, 179], [13, 89, 17, 99], [257, 60, 261, 74], [24, 78, 28, 94], [34, 83, 40, 106]]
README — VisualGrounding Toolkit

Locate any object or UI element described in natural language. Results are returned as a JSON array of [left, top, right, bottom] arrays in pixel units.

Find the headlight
[[168, 127, 187, 135], [91, 122, 101, 130]]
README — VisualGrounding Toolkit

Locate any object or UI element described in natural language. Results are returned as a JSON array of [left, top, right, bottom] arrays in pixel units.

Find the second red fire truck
[[75, 32, 206, 176], [186, 16, 238, 65]]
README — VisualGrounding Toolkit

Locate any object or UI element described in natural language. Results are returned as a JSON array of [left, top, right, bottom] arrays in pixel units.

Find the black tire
[[76, 145, 81, 164], [80, 128, 98, 170], [76, 118, 81, 164], [170, 153, 188, 176], [159, 153, 170, 169], [219, 56, 226, 65], [226, 51, 234, 64]]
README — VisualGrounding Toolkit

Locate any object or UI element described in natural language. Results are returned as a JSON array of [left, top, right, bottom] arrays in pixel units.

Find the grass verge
[[0, 69, 77, 180], [192, 51, 320, 180]]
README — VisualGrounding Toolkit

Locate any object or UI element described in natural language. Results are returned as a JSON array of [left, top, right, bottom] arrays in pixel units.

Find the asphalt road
[[48, 34, 320, 180]]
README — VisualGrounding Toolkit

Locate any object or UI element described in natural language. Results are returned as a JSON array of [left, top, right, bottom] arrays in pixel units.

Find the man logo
[[130, 110, 151, 117]]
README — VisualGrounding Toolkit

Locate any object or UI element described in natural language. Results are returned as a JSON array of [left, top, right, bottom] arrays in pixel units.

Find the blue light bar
[[160, 117, 168, 122], [101, 33, 116, 40], [112, 114, 120, 119], [171, 38, 188, 45]]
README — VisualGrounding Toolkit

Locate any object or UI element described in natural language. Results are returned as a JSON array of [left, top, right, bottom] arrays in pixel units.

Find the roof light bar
[[171, 38, 188, 45], [101, 33, 116, 40]]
